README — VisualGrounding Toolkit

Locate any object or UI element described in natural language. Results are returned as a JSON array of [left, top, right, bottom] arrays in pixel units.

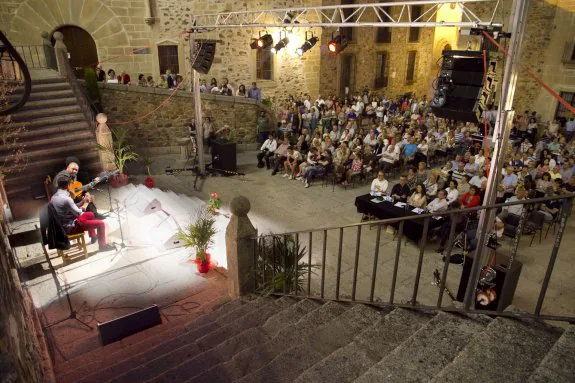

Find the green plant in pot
[[97, 126, 138, 186], [256, 234, 317, 294], [176, 207, 218, 273]]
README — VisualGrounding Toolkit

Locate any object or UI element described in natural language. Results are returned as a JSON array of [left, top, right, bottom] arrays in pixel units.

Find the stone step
[[57, 298, 245, 382], [190, 300, 349, 383], [8, 113, 86, 129], [528, 326, 575, 382], [295, 308, 433, 383], [0, 140, 96, 164], [147, 297, 296, 382], [0, 130, 94, 152], [355, 311, 487, 383], [19, 97, 78, 111], [236, 304, 383, 383], [12, 81, 71, 93], [28, 89, 75, 101], [432, 317, 563, 383], [30, 77, 67, 85], [9, 104, 82, 121], [16, 121, 90, 141]]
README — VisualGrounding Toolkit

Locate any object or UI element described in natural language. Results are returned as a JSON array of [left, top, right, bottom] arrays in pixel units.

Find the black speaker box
[[192, 39, 217, 74], [97, 305, 162, 345], [211, 140, 237, 175], [456, 255, 522, 312]]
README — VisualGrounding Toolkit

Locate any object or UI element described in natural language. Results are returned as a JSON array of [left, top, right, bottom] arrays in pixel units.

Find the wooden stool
[[58, 233, 88, 264]]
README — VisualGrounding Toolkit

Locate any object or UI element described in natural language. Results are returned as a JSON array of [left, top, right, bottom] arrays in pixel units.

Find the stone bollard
[[52, 31, 67, 76], [95, 113, 116, 171], [225, 196, 257, 298]]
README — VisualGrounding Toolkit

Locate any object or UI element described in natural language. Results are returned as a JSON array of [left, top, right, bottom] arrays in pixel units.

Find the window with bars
[[256, 48, 273, 80], [376, 7, 392, 43], [555, 91, 575, 120], [158, 45, 179, 75], [374, 52, 389, 88], [409, 5, 422, 43], [406, 51, 417, 84]]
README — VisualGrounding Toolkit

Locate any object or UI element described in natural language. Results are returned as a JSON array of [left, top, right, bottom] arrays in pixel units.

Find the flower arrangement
[[207, 192, 221, 215]]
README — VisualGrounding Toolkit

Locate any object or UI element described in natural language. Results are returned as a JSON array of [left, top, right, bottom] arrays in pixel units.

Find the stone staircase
[[53, 295, 575, 383], [2, 73, 100, 218]]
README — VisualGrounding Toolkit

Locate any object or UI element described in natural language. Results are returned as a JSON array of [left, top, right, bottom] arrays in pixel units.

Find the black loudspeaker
[[192, 39, 216, 74], [211, 140, 237, 175], [456, 255, 522, 311], [431, 50, 497, 124], [97, 305, 162, 345]]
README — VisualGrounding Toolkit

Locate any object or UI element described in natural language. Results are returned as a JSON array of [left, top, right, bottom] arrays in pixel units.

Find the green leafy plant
[[141, 156, 154, 176], [84, 66, 102, 112], [207, 192, 221, 215], [256, 234, 317, 295], [96, 127, 138, 174], [176, 207, 218, 264]]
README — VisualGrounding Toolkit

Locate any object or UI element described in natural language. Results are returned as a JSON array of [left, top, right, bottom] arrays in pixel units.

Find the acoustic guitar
[[68, 170, 119, 198]]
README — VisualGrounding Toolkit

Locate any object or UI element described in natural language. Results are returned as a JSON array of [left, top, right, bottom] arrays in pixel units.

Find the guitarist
[[54, 157, 106, 220]]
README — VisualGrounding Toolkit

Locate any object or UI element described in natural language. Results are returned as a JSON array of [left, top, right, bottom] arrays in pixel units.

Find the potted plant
[[97, 126, 138, 187], [176, 207, 218, 273], [142, 156, 154, 188]]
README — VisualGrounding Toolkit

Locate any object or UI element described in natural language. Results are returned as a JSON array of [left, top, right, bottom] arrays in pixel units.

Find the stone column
[[225, 196, 257, 298], [52, 31, 67, 76], [95, 113, 116, 171], [144, 0, 155, 25]]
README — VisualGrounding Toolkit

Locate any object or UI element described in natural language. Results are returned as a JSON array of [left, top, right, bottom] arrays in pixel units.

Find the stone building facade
[[1, 0, 574, 122]]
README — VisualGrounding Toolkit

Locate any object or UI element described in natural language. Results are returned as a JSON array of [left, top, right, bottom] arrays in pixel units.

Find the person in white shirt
[[444, 180, 460, 204], [370, 171, 389, 197], [257, 134, 277, 169], [283, 146, 302, 179], [426, 190, 449, 213], [469, 174, 487, 188], [474, 151, 486, 170], [363, 129, 378, 147]]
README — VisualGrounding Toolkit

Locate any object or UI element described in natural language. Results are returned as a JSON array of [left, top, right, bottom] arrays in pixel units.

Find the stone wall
[[0, 225, 48, 383], [99, 84, 264, 151]]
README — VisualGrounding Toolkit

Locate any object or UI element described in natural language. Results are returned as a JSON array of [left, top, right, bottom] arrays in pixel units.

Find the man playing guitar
[[54, 157, 106, 220]]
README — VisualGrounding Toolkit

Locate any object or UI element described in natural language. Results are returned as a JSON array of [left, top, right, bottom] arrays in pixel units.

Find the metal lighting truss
[[189, 0, 502, 30]]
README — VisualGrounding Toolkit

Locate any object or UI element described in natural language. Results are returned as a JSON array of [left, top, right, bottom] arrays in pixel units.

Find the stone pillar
[[52, 31, 67, 76], [225, 196, 257, 298], [95, 113, 116, 171], [144, 0, 155, 25]]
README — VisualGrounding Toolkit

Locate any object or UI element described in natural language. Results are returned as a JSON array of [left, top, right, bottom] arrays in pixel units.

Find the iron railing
[[0, 31, 32, 114], [12, 44, 57, 70], [254, 193, 575, 322], [56, 50, 97, 132]]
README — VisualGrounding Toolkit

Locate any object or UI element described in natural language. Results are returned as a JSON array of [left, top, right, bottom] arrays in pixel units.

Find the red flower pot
[[144, 177, 155, 188], [110, 175, 120, 188], [118, 173, 129, 186], [197, 262, 210, 273]]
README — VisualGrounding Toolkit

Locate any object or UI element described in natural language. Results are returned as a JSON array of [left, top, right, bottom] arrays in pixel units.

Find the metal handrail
[[0, 31, 31, 114], [254, 193, 575, 322], [254, 192, 575, 238], [56, 50, 96, 132]]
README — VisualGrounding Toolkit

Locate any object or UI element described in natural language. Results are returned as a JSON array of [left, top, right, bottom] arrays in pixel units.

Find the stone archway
[[51, 25, 98, 70]]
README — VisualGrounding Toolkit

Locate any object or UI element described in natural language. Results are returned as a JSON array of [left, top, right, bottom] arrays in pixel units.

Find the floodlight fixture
[[327, 33, 348, 55], [271, 32, 289, 54], [251, 32, 273, 49], [296, 32, 318, 56]]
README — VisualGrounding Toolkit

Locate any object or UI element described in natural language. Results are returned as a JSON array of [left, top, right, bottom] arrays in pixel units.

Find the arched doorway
[[51, 25, 98, 75]]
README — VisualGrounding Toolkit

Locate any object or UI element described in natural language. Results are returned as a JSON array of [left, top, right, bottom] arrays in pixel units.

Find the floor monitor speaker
[[97, 305, 162, 345]]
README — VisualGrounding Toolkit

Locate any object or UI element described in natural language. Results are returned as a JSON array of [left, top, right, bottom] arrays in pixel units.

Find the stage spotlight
[[296, 35, 318, 56], [327, 34, 348, 55], [254, 33, 273, 49], [271, 37, 289, 54]]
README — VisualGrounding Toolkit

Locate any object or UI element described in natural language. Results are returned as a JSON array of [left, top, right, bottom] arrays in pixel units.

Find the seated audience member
[[538, 179, 564, 221], [426, 189, 449, 213], [342, 151, 363, 186], [458, 175, 471, 195], [566, 175, 575, 192], [435, 201, 468, 253], [445, 179, 459, 204], [370, 171, 389, 197], [297, 147, 320, 179], [451, 161, 467, 183], [146, 75, 156, 87], [408, 183, 427, 208], [391, 176, 411, 202], [406, 166, 418, 191], [271, 137, 290, 175], [424, 173, 439, 199], [51, 176, 114, 252], [549, 165, 563, 181], [460, 185, 480, 208], [237, 84, 247, 97], [283, 146, 302, 179], [118, 70, 131, 85], [415, 161, 428, 184], [379, 143, 400, 172], [498, 185, 528, 228], [138, 74, 147, 86], [464, 156, 479, 176], [403, 137, 418, 163], [303, 150, 332, 188], [257, 134, 277, 169], [470, 173, 487, 188], [107, 69, 117, 82], [96, 66, 106, 81]]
